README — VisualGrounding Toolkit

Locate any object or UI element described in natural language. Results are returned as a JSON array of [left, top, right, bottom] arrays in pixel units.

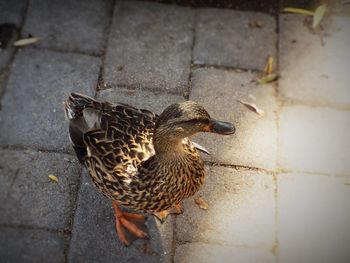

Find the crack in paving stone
[[191, 62, 262, 73], [5, 168, 20, 202], [204, 160, 276, 174]]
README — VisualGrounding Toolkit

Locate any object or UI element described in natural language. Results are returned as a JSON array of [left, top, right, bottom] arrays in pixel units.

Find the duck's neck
[[153, 135, 186, 159]]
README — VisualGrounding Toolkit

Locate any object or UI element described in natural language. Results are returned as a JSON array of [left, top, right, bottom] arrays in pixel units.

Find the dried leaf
[[194, 197, 209, 210], [282, 7, 314, 16], [312, 4, 327, 28], [48, 174, 58, 183], [238, 100, 265, 116], [257, 73, 278, 85], [263, 56, 274, 75], [13, 37, 39, 47]]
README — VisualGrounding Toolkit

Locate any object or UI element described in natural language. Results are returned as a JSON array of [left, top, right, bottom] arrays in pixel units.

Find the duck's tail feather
[[64, 93, 102, 163], [64, 92, 98, 120]]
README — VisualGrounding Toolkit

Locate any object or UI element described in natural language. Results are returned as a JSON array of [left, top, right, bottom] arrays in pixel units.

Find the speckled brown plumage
[[64, 93, 235, 245], [64, 93, 222, 213]]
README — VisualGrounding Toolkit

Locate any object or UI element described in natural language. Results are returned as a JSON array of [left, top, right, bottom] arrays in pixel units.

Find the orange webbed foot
[[112, 201, 148, 246]]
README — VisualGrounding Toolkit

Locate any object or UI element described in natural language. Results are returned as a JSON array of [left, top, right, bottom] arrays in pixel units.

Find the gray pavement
[[1, 1, 349, 263], [193, 9, 276, 70], [104, 1, 194, 94]]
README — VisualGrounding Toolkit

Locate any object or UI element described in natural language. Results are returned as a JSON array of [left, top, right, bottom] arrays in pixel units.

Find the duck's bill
[[208, 119, 235, 135]]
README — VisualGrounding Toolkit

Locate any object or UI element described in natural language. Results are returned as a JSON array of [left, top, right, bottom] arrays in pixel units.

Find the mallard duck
[[64, 93, 235, 246]]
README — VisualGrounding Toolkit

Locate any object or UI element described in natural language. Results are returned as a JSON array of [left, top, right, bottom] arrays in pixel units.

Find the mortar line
[[278, 98, 350, 111], [95, 0, 117, 94], [185, 69, 193, 100], [272, 172, 279, 263], [274, 0, 280, 99], [191, 63, 261, 73], [176, 238, 274, 250], [184, 8, 198, 100], [278, 168, 350, 178], [63, 167, 84, 263], [274, 3, 281, 263], [98, 82, 185, 97], [204, 160, 276, 175], [30, 45, 102, 58], [97, 84, 184, 98]]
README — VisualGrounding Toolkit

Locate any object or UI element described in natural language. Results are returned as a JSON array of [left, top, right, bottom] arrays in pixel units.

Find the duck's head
[[154, 101, 235, 154]]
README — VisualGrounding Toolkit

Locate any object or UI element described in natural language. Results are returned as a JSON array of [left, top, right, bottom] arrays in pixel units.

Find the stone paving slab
[[0, 48, 100, 152], [190, 68, 277, 171], [278, 106, 350, 175], [103, 1, 194, 94], [194, 9, 276, 70], [97, 87, 184, 114], [0, 0, 27, 25], [277, 173, 350, 263], [68, 171, 174, 263], [0, 227, 65, 263], [176, 166, 275, 248], [0, 149, 80, 229], [279, 14, 350, 107], [174, 242, 275, 263], [23, 0, 112, 55], [328, 1, 350, 16]]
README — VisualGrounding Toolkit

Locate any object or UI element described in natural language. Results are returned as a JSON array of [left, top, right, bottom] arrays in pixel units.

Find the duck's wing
[[64, 93, 156, 170]]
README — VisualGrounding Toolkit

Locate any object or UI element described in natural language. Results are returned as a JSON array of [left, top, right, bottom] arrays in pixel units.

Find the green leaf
[[312, 4, 327, 28], [48, 174, 58, 183], [282, 7, 314, 16], [264, 56, 274, 75], [257, 73, 279, 85]]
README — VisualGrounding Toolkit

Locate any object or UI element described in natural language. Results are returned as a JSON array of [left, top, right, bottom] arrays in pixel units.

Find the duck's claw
[[153, 203, 184, 223], [153, 210, 170, 223], [172, 203, 184, 214]]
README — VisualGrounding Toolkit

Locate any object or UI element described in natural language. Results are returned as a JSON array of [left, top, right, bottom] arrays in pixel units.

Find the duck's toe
[[112, 201, 148, 246]]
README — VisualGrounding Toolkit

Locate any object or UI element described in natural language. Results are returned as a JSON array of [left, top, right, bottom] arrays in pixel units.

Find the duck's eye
[[190, 118, 210, 125], [199, 118, 210, 124], [183, 118, 209, 125]]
